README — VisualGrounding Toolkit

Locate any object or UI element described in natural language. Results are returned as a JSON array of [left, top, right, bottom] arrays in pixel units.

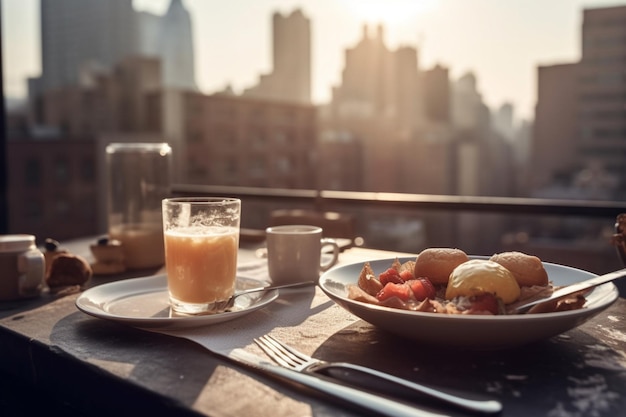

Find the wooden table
[[1, 238, 625, 417]]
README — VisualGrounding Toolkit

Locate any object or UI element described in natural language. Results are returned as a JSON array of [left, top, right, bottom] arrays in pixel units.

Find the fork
[[254, 335, 502, 415]]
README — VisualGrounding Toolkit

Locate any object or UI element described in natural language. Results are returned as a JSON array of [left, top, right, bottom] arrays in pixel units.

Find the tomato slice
[[379, 268, 403, 285], [377, 282, 412, 302], [467, 293, 499, 315], [406, 278, 436, 301], [399, 270, 414, 282]]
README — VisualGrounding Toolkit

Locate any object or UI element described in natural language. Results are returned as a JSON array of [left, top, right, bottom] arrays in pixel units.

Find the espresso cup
[[266, 225, 339, 284], [0, 235, 45, 301]]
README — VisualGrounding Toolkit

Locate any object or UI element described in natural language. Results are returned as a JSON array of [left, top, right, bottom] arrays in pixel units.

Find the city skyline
[[3, 0, 626, 120]]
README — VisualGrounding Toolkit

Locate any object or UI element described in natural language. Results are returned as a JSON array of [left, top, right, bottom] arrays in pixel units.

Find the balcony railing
[[173, 184, 626, 296], [174, 184, 626, 217]]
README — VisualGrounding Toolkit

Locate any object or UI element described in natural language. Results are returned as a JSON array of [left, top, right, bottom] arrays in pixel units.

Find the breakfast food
[[446, 259, 520, 304], [348, 249, 587, 315], [90, 236, 126, 275], [489, 251, 549, 287], [43, 238, 68, 277], [414, 248, 469, 285], [47, 253, 92, 289]]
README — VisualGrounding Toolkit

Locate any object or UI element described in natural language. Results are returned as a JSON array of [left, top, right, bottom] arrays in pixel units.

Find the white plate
[[76, 275, 278, 330], [319, 257, 620, 349]]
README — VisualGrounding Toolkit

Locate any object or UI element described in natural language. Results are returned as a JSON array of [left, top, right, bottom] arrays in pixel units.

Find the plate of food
[[76, 275, 278, 330], [318, 249, 620, 349]]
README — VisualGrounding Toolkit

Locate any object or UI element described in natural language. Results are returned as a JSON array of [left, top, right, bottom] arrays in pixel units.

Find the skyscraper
[[532, 5, 626, 199], [40, 0, 137, 92], [244, 9, 311, 104], [39, 0, 196, 95], [331, 24, 395, 120], [578, 5, 626, 197], [156, 0, 197, 91]]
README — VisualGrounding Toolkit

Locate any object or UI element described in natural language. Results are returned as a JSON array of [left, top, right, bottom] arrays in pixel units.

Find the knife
[[228, 349, 450, 417]]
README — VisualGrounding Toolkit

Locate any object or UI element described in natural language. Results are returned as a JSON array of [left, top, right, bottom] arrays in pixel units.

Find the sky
[[3, 0, 626, 121]]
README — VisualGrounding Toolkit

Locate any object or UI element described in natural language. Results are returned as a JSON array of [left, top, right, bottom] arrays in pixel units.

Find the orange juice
[[164, 227, 239, 306], [109, 223, 164, 269]]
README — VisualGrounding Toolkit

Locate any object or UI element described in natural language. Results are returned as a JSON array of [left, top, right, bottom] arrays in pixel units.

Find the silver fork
[[254, 335, 502, 415]]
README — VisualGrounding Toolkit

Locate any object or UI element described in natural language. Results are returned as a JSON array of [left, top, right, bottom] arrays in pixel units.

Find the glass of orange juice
[[162, 197, 241, 315]]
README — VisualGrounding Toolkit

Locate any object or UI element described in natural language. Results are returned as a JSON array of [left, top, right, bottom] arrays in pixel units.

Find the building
[[330, 24, 396, 122], [531, 63, 579, 192], [451, 72, 486, 131], [40, 57, 162, 137], [39, 0, 137, 94], [531, 5, 626, 199], [7, 138, 100, 241], [422, 64, 450, 125], [33, 0, 196, 127], [154, 0, 197, 91], [9, 56, 166, 240], [244, 9, 311, 104], [578, 5, 626, 198], [146, 90, 318, 190]]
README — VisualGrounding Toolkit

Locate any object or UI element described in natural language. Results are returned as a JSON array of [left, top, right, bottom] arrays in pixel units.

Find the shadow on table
[[315, 320, 626, 417], [42, 286, 343, 417], [45, 311, 218, 416]]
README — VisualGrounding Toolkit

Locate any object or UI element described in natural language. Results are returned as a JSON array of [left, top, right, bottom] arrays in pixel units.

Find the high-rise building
[[36, 0, 196, 109], [451, 72, 486, 131], [578, 5, 626, 197], [422, 64, 450, 125], [39, 0, 137, 93], [330, 24, 395, 121], [155, 0, 197, 91], [531, 63, 579, 192], [492, 103, 515, 141], [244, 9, 311, 104], [531, 5, 626, 199]]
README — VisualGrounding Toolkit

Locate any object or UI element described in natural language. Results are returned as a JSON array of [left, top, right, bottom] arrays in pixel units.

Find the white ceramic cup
[[0, 235, 45, 301], [266, 225, 339, 284]]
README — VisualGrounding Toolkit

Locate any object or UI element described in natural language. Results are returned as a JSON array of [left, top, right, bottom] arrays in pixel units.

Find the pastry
[[414, 248, 469, 285], [489, 251, 549, 287], [47, 253, 92, 288], [90, 236, 126, 275], [43, 238, 68, 277]]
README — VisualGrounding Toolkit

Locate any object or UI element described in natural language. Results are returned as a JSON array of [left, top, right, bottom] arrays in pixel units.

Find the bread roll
[[414, 248, 469, 285], [47, 254, 92, 288], [489, 251, 548, 287]]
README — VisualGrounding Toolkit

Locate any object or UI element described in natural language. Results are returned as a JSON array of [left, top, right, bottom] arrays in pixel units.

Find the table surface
[[1, 238, 626, 417]]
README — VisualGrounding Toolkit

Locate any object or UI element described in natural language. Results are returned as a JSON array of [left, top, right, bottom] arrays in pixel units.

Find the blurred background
[[2, 0, 626, 276]]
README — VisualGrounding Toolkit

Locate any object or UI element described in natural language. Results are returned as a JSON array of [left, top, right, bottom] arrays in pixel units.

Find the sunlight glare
[[345, 0, 438, 26]]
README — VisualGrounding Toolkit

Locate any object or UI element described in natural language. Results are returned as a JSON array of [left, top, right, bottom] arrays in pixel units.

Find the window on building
[[276, 156, 291, 173], [55, 198, 71, 217], [81, 157, 95, 182], [249, 156, 266, 177], [54, 157, 70, 184], [274, 131, 287, 144], [24, 158, 41, 187], [25, 198, 43, 220]]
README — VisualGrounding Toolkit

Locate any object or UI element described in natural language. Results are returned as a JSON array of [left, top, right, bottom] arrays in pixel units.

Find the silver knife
[[229, 349, 450, 417]]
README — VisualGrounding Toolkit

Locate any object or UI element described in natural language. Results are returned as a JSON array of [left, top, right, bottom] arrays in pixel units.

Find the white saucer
[[76, 275, 278, 330]]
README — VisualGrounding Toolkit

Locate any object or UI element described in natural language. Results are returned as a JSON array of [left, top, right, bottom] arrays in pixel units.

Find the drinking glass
[[162, 197, 241, 315], [106, 142, 172, 270]]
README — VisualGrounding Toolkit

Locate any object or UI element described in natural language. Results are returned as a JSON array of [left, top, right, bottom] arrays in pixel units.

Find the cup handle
[[320, 238, 339, 272], [17, 250, 45, 296]]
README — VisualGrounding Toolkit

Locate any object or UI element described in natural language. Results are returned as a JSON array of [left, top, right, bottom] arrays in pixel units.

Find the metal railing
[[177, 184, 626, 294], [173, 184, 626, 218]]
